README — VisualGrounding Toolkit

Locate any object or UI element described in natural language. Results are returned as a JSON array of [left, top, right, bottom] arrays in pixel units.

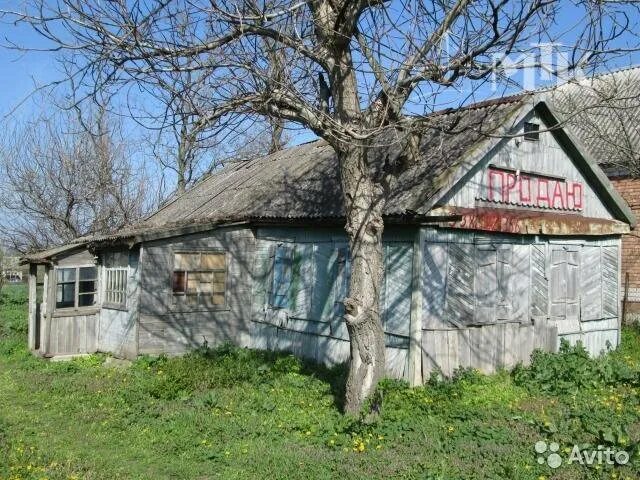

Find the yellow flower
[[447, 426, 455, 433]]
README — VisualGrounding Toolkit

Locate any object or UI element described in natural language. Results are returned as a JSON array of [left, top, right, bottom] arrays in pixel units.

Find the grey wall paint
[[442, 112, 616, 220], [137, 227, 256, 355]]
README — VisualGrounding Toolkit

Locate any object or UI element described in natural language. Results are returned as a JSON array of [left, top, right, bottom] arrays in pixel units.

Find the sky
[[1, 2, 639, 163]]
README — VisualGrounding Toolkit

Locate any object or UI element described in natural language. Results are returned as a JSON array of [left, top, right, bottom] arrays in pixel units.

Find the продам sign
[[484, 166, 583, 211]]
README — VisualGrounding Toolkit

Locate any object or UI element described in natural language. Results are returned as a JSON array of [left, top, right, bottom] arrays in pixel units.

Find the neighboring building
[[550, 66, 640, 322], [22, 94, 635, 384], [1, 256, 23, 283]]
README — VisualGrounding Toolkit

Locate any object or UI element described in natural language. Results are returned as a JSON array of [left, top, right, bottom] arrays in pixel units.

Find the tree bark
[[339, 145, 386, 414]]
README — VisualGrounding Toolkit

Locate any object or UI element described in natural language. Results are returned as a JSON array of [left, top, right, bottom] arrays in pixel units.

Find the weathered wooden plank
[[421, 330, 438, 381], [422, 242, 448, 329], [28, 264, 37, 351], [383, 243, 412, 336], [445, 243, 475, 327], [386, 347, 408, 379]]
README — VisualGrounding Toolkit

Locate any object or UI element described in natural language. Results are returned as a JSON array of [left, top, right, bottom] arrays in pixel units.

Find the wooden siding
[[421, 228, 621, 361], [441, 112, 615, 220], [48, 313, 98, 355], [137, 227, 255, 355], [97, 249, 140, 359], [251, 227, 414, 379], [422, 320, 557, 378]]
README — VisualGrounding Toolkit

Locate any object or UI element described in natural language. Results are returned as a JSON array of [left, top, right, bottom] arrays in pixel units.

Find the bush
[[512, 338, 639, 395]]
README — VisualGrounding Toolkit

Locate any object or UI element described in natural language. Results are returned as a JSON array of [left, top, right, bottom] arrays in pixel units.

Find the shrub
[[512, 339, 639, 395]]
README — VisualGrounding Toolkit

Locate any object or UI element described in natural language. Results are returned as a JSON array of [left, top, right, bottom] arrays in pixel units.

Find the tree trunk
[[339, 145, 386, 414]]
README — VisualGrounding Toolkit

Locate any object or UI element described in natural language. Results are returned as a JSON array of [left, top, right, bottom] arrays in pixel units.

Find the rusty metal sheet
[[430, 206, 629, 236]]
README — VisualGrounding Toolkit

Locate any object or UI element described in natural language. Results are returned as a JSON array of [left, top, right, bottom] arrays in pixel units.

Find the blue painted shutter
[[382, 243, 412, 336], [310, 243, 335, 320], [271, 244, 293, 308]]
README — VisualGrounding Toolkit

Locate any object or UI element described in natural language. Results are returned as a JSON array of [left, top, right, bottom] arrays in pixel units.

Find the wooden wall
[[97, 248, 140, 359], [250, 226, 621, 382], [421, 228, 621, 361], [441, 111, 616, 221], [250, 227, 414, 378], [137, 227, 255, 355]]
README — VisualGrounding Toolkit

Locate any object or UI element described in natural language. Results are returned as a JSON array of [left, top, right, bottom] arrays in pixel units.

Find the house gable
[[433, 101, 634, 233]]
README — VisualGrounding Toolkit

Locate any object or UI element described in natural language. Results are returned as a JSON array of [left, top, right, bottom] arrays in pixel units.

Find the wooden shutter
[[496, 245, 512, 321], [310, 243, 336, 321], [531, 244, 548, 319], [602, 246, 619, 318], [382, 243, 412, 336], [580, 246, 602, 321], [549, 246, 579, 324], [422, 242, 448, 329], [333, 245, 351, 318], [290, 244, 314, 318], [474, 245, 497, 325], [270, 244, 292, 309], [445, 243, 474, 327], [511, 244, 530, 324]]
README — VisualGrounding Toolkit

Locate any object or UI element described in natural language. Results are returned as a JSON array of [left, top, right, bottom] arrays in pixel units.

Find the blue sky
[[1, 2, 639, 148]]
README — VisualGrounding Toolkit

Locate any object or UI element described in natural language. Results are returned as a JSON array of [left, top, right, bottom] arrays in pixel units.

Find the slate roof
[[97, 94, 529, 239], [549, 66, 640, 175], [22, 67, 640, 260]]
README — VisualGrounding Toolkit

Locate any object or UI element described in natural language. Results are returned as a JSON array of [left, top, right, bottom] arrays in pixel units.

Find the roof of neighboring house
[[548, 66, 640, 175], [22, 68, 640, 262]]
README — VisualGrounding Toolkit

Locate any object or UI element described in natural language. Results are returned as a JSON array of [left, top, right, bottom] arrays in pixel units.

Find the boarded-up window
[[104, 268, 128, 308], [172, 252, 226, 305], [55, 266, 97, 309]]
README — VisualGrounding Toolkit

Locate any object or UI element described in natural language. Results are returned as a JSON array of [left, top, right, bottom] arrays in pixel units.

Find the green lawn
[[1, 283, 639, 480]]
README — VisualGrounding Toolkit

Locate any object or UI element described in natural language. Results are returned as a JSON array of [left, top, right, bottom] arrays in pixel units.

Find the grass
[[1, 283, 640, 479]]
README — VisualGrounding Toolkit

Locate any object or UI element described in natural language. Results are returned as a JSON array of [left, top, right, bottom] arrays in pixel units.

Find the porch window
[[172, 252, 226, 305], [104, 268, 128, 308], [55, 266, 97, 309]]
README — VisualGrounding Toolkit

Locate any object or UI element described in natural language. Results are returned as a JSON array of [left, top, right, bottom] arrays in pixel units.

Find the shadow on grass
[[132, 342, 349, 412]]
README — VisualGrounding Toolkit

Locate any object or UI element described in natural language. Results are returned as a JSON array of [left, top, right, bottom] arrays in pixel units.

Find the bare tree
[[5, 0, 638, 411], [0, 245, 5, 298], [0, 102, 149, 253], [551, 69, 640, 177]]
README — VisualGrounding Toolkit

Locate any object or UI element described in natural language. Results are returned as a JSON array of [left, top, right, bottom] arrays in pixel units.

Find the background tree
[[5, 0, 638, 411], [0, 101, 149, 253]]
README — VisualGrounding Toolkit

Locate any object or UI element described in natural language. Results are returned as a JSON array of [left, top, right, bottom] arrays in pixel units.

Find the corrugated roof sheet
[[24, 67, 640, 261], [548, 66, 640, 174]]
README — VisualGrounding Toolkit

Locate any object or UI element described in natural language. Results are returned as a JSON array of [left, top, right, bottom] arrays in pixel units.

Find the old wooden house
[[22, 94, 635, 385]]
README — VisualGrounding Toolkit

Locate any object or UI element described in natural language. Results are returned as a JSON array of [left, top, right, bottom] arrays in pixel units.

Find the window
[[55, 266, 97, 309], [104, 268, 128, 308], [524, 121, 540, 141], [172, 252, 226, 305]]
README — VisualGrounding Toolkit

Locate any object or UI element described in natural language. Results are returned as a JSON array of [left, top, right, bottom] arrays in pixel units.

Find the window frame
[[103, 267, 128, 310], [54, 264, 98, 312], [171, 250, 228, 309], [523, 121, 540, 141]]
